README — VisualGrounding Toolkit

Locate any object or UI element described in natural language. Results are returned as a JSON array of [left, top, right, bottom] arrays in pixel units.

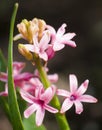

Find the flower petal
[[79, 94, 98, 103], [57, 89, 70, 97], [24, 104, 37, 118], [13, 62, 25, 75], [57, 23, 67, 37], [14, 72, 33, 81], [40, 85, 56, 103], [61, 40, 76, 48], [46, 45, 55, 59], [39, 31, 50, 51], [39, 52, 48, 61], [20, 89, 36, 104], [77, 80, 89, 95], [62, 33, 76, 40], [60, 98, 73, 113], [36, 107, 45, 126], [74, 100, 83, 114], [44, 104, 58, 113], [53, 42, 65, 51], [69, 74, 78, 93], [48, 73, 58, 83]]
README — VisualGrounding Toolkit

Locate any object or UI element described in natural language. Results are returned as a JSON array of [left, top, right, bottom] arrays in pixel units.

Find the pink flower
[[22, 77, 43, 95], [57, 74, 98, 114], [22, 31, 50, 61], [0, 62, 33, 96], [20, 85, 58, 126], [46, 23, 76, 51]]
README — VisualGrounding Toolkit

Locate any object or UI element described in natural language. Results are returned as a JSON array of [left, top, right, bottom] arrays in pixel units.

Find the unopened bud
[[18, 44, 33, 60]]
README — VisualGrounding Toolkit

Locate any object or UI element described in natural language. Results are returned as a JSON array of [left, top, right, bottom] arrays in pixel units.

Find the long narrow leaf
[[8, 3, 24, 130], [0, 49, 10, 120]]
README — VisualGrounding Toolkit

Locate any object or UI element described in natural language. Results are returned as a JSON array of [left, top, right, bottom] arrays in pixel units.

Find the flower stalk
[[35, 56, 70, 130]]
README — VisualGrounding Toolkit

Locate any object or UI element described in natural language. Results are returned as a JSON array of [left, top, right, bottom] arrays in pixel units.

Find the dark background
[[0, 0, 102, 130]]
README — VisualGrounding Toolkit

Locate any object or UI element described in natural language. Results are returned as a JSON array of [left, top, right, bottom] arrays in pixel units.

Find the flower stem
[[35, 57, 70, 130]]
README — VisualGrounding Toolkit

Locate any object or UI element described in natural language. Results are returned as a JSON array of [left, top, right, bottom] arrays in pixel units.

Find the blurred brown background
[[0, 0, 102, 130]]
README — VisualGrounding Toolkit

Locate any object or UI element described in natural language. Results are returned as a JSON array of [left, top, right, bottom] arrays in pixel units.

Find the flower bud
[[18, 44, 33, 60]]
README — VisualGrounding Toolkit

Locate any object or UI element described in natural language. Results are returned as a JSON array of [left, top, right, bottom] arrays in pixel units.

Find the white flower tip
[[83, 79, 89, 88], [76, 109, 83, 114], [93, 98, 98, 103], [72, 42, 77, 48], [62, 23, 67, 28], [24, 112, 29, 118]]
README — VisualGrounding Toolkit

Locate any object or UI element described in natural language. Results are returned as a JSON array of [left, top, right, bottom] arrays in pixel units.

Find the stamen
[[70, 95, 76, 101]]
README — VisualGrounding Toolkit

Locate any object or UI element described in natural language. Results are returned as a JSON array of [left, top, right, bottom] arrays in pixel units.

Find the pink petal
[[40, 85, 56, 103], [39, 31, 50, 50], [39, 52, 48, 61], [79, 94, 98, 103], [29, 78, 43, 88], [20, 89, 36, 104], [53, 42, 65, 51], [57, 23, 67, 37], [13, 62, 25, 75], [69, 74, 78, 93], [24, 104, 37, 118], [46, 25, 56, 35], [46, 45, 55, 59], [57, 89, 70, 97], [61, 40, 76, 48], [74, 100, 83, 114], [36, 107, 45, 126], [35, 86, 44, 98], [48, 73, 58, 83], [60, 98, 73, 113], [44, 104, 58, 113], [62, 33, 76, 40], [77, 80, 89, 95], [14, 73, 33, 81]]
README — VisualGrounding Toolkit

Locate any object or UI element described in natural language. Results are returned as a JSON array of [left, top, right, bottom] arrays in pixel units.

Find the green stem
[[8, 3, 24, 130], [35, 57, 70, 130]]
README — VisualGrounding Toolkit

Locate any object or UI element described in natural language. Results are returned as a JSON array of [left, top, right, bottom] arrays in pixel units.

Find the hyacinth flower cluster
[[0, 3, 98, 130]]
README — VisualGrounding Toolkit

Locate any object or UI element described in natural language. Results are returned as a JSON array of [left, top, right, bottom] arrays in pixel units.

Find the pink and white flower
[[20, 85, 58, 126], [21, 31, 50, 61], [0, 62, 33, 96], [57, 74, 97, 114], [46, 23, 76, 51]]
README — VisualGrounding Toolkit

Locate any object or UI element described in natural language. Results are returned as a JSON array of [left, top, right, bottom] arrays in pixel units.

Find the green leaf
[[8, 3, 24, 130], [0, 49, 6, 71], [0, 49, 10, 120], [23, 114, 46, 130]]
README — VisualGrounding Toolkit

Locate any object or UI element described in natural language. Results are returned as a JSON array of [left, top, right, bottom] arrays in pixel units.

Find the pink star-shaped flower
[[0, 62, 33, 96], [46, 23, 76, 51], [57, 74, 97, 114], [20, 85, 58, 126], [22, 31, 50, 61]]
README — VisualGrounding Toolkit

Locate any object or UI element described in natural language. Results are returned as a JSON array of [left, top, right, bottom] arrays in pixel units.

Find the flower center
[[70, 95, 76, 101], [37, 99, 44, 106]]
